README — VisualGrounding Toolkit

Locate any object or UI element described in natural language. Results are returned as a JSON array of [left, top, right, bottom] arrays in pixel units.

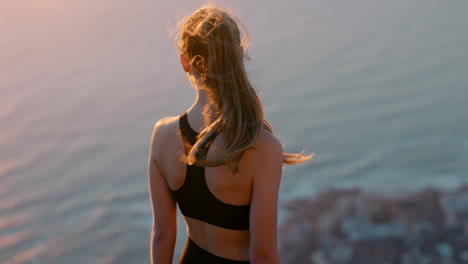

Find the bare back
[[150, 108, 284, 263], [154, 112, 256, 260]]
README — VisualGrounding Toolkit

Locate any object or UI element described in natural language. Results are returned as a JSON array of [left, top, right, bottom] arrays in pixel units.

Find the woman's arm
[[248, 131, 283, 264], [148, 121, 177, 264]]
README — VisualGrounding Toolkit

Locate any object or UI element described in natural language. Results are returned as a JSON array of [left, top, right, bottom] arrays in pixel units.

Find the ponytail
[[176, 6, 313, 173]]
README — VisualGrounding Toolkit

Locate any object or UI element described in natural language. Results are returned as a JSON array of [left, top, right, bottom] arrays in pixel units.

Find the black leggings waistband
[[179, 238, 250, 264]]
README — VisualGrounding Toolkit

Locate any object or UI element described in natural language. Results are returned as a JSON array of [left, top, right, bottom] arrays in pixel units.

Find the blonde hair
[[175, 5, 313, 173]]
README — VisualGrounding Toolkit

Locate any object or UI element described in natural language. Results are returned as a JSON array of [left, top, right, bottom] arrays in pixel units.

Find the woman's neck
[[188, 87, 209, 114], [187, 79, 218, 129]]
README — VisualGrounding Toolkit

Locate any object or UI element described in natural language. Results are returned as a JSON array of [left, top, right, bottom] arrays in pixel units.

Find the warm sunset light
[[1, 0, 467, 263]]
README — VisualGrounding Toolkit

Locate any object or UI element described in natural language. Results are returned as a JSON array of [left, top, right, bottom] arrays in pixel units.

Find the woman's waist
[[185, 216, 250, 261]]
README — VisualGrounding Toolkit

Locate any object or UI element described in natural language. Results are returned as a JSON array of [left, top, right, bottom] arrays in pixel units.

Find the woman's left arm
[[148, 121, 177, 264]]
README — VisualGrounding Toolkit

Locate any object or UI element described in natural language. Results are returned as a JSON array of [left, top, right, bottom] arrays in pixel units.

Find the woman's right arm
[[148, 120, 177, 264], [248, 131, 284, 264]]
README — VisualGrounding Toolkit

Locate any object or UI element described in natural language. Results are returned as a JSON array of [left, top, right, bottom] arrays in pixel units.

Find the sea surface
[[1, 0, 467, 263]]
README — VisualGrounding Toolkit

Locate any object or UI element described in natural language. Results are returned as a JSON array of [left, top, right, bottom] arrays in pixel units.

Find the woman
[[148, 5, 312, 264]]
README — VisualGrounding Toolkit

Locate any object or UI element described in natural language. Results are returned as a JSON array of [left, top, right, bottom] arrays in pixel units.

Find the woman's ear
[[180, 54, 190, 73]]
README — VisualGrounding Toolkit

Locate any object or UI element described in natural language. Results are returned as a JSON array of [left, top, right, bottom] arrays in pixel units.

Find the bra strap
[[179, 112, 220, 159]]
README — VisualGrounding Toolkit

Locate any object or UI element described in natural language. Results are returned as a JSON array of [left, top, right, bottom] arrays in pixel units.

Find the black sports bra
[[171, 112, 250, 230]]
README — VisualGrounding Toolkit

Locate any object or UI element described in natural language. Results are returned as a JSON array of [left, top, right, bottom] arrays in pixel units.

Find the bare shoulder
[[154, 115, 179, 130], [152, 115, 179, 138], [243, 130, 283, 167], [252, 130, 283, 155], [150, 115, 180, 154]]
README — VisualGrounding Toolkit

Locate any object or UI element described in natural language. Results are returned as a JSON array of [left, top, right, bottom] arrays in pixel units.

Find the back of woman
[[148, 5, 312, 264]]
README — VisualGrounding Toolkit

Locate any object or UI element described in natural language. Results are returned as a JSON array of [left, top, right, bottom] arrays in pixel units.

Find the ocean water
[[1, 0, 467, 263]]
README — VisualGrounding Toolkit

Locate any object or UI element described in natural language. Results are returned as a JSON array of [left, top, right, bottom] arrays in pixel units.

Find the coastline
[[279, 186, 468, 264]]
